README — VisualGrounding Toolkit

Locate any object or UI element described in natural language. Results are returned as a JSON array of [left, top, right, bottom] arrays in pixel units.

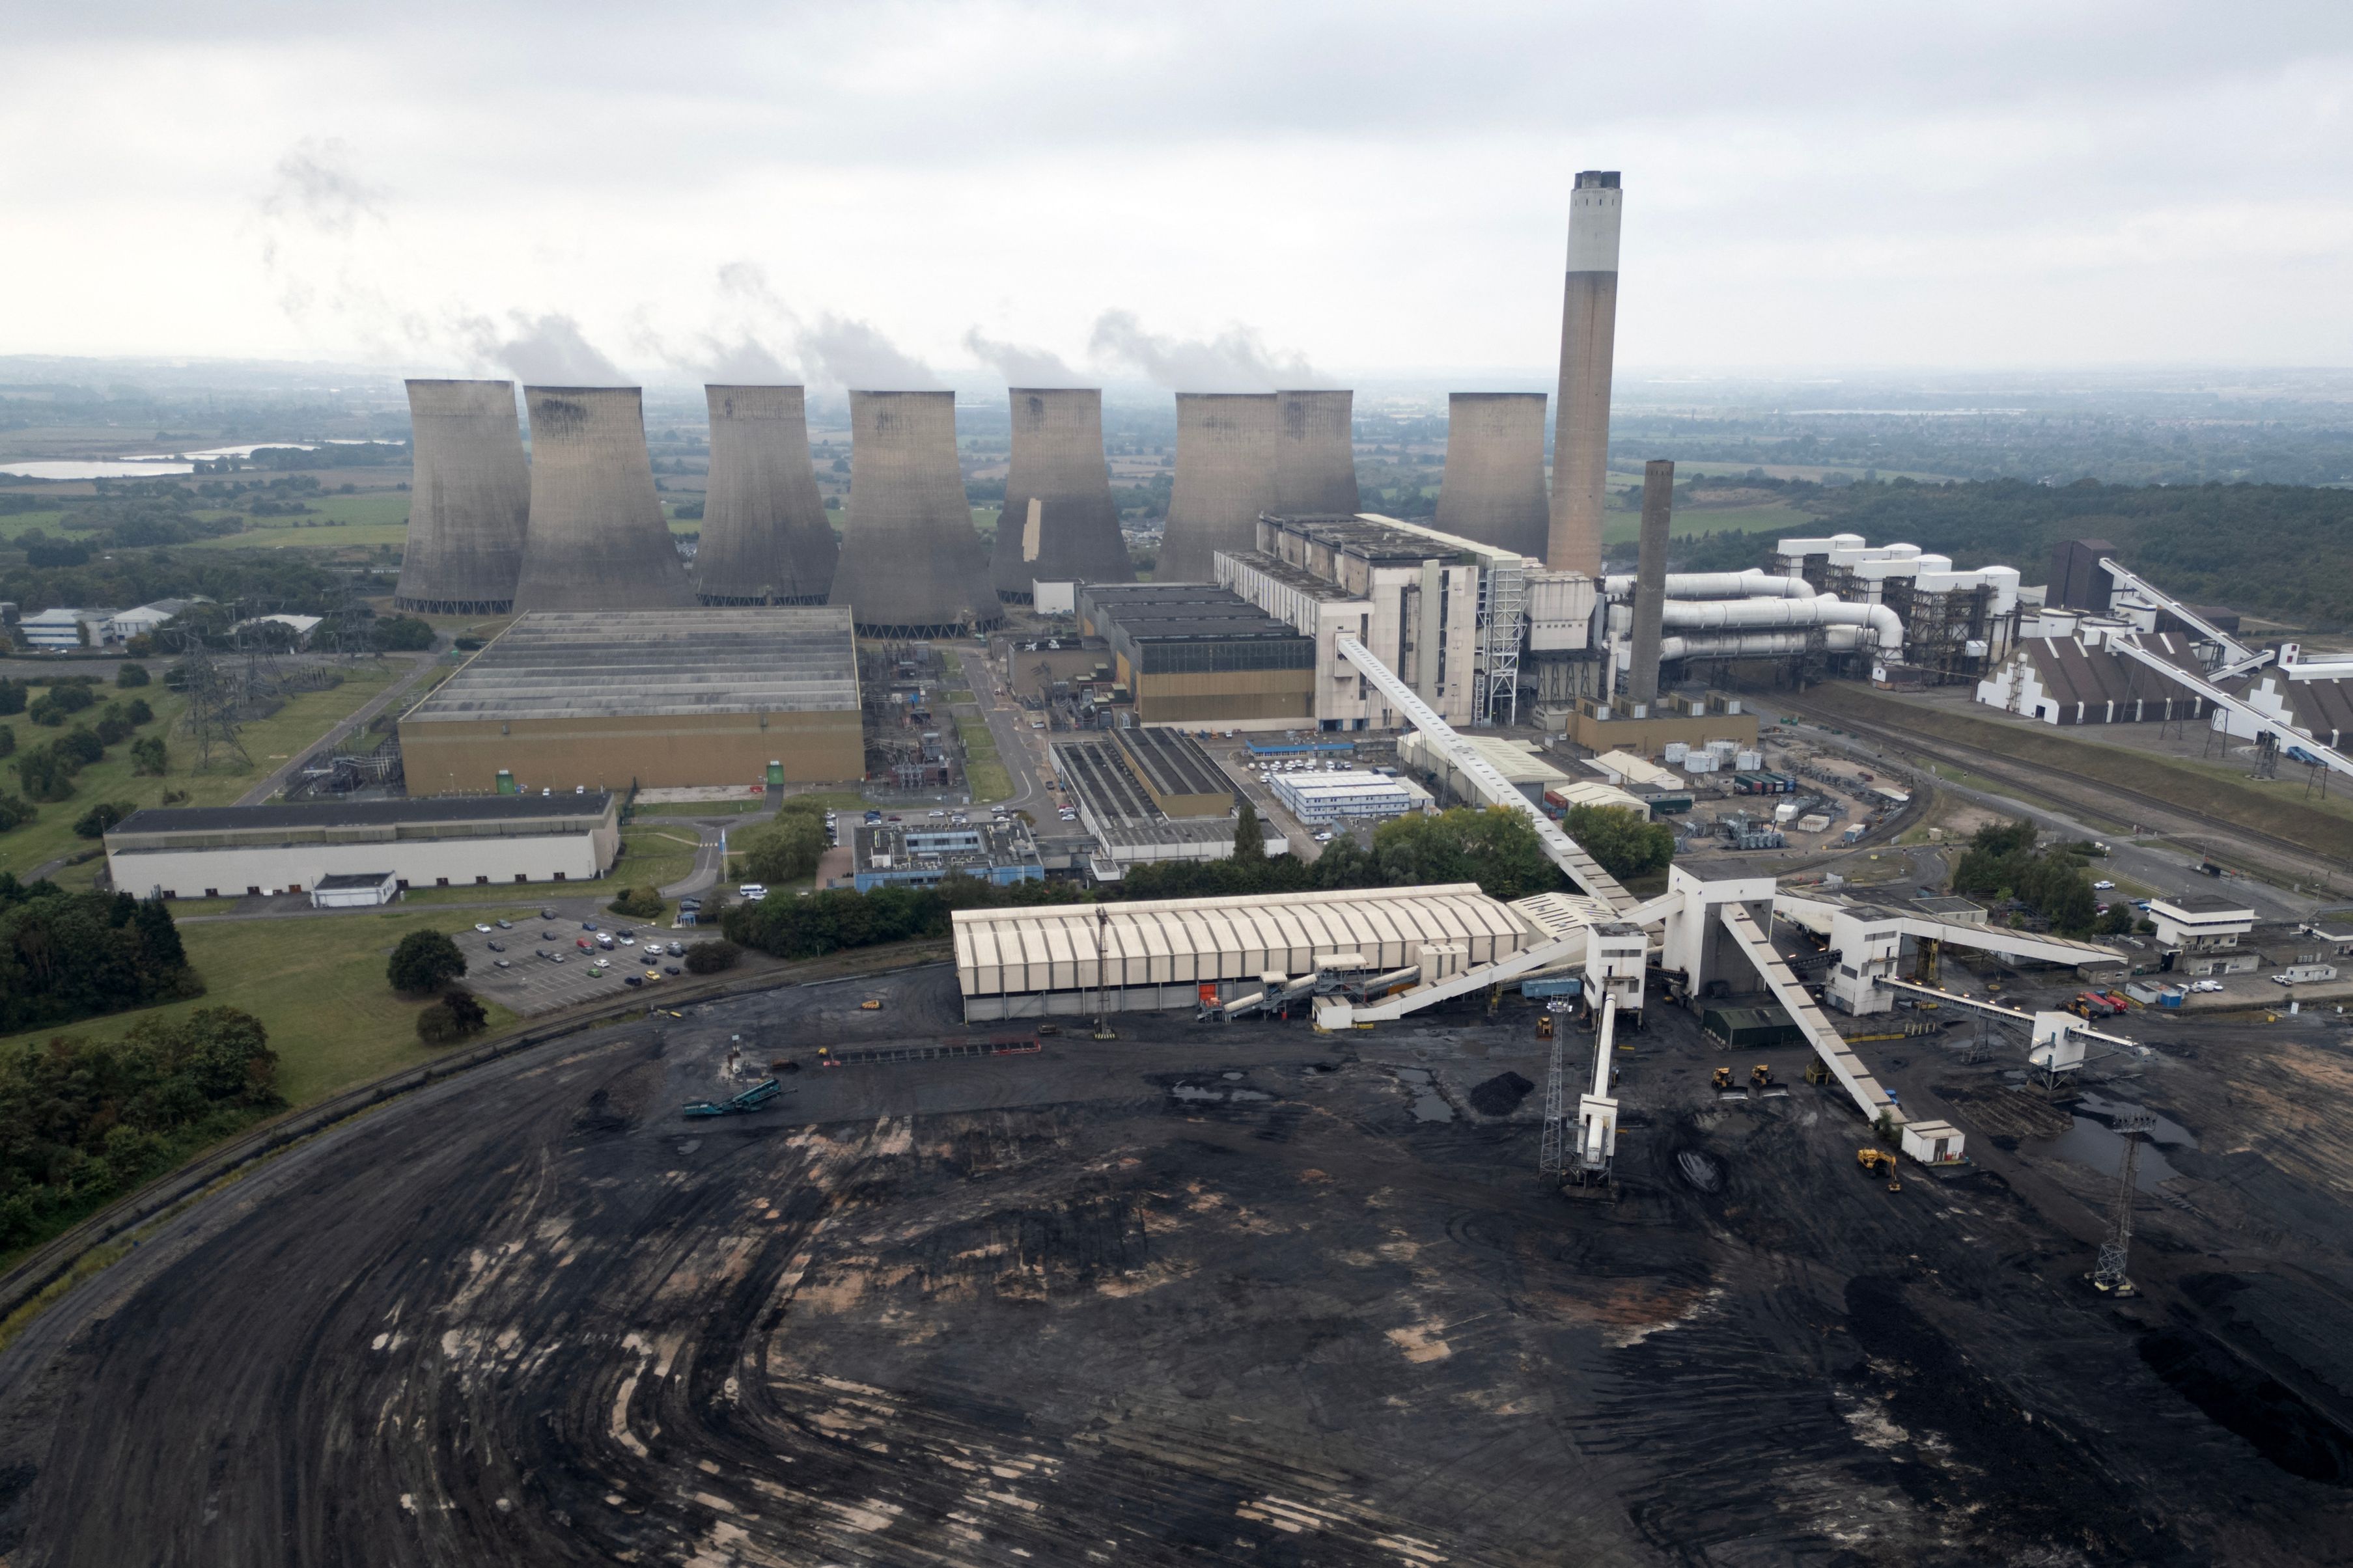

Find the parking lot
[[447, 916, 695, 1016]]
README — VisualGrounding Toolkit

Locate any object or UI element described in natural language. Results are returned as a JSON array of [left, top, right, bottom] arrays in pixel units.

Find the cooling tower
[[510, 387, 695, 611], [826, 391, 999, 636], [1628, 460, 1673, 706], [1549, 170, 1622, 577], [393, 379, 530, 614], [1158, 392, 1279, 582], [696, 385, 838, 605], [1432, 392, 1548, 560], [990, 388, 1134, 602], [1274, 389, 1360, 515]]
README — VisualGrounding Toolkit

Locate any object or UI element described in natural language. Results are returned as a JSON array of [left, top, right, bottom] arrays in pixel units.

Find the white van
[[739, 883, 768, 902]]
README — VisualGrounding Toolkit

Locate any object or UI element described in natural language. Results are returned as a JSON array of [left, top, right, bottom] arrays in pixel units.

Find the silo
[[697, 385, 838, 604], [394, 379, 530, 614], [1158, 392, 1279, 582], [827, 391, 999, 635], [1274, 389, 1359, 515], [510, 387, 695, 611], [1433, 392, 1548, 560], [990, 388, 1134, 602], [1549, 171, 1622, 576]]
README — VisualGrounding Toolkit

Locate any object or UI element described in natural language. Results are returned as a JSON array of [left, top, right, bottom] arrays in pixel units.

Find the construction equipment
[[859, 998, 884, 1011], [1858, 1147, 1902, 1190], [1804, 1058, 1832, 1085], [1750, 1063, 1774, 1089], [1712, 1066, 1733, 1091], [1537, 1013, 1555, 1040], [681, 1077, 788, 1118]]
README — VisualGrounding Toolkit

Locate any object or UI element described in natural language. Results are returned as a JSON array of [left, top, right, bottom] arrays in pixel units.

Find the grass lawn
[[615, 824, 701, 890], [0, 509, 70, 541], [955, 711, 1014, 803], [188, 492, 413, 552], [1, 661, 415, 881], [0, 905, 532, 1108]]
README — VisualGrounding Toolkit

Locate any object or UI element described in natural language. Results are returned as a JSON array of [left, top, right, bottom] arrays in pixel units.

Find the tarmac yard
[[1, 969, 2350, 1564]]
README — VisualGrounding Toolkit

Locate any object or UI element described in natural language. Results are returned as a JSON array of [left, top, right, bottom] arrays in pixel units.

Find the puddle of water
[[1410, 1093, 1453, 1123], [2075, 1090, 2197, 1148], [2029, 1114, 2184, 1191]]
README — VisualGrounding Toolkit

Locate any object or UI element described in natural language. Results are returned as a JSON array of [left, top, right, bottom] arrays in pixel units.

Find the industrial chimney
[[827, 391, 999, 635], [1548, 171, 1622, 577], [510, 387, 695, 611], [990, 388, 1134, 603], [1274, 389, 1360, 515], [1158, 392, 1279, 581], [696, 385, 838, 605], [1433, 392, 1548, 560], [1627, 459, 1673, 706], [394, 379, 531, 614]]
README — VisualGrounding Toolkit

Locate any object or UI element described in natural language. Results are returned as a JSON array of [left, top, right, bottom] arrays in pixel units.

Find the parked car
[[624, 974, 644, 987], [474, 923, 492, 933], [739, 883, 767, 900], [486, 941, 505, 952], [495, 918, 513, 929], [597, 934, 615, 949], [577, 937, 594, 950], [550, 954, 565, 964], [664, 965, 682, 976], [2093, 879, 2115, 890], [494, 958, 511, 969], [667, 941, 684, 956], [581, 921, 599, 932], [535, 948, 551, 959], [2272, 974, 2294, 985], [619, 935, 636, 947], [541, 907, 558, 919], [615, 928, 634, 939]]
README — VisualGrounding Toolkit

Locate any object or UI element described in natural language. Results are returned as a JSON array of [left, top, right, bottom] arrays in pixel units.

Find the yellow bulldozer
[[1711, 1066, 1733, 1091]]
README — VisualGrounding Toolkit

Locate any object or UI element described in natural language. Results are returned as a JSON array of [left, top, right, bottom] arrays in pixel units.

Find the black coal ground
[[1, 967, 2349, 1567]]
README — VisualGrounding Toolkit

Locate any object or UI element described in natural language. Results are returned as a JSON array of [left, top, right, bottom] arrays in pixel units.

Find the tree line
[[0, 876, 202, 1034], [1948, 819, 2139, 938]]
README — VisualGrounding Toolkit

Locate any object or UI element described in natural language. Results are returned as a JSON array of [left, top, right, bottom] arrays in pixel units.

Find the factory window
[[475, 875, 489, 885], [553, 872, 566, 881], [204, 888, 218, 898], [247, 886, 260, 896], [515, 873, 529, 883], [436, 877, 449, 887]]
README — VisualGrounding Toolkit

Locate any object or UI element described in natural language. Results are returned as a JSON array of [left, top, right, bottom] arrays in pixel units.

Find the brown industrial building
[[1112, 727, 1237, 818], [1557, 690, 1759, 754], [399, 609, 862, 795], [1075, 583, 1315, 728]]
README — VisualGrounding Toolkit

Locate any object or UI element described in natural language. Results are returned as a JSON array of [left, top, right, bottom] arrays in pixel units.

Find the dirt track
[[1, 966, 2348, 1565]]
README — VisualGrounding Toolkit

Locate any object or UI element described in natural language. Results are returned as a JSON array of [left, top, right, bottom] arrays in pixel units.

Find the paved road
[[962, 648, 1055, 817], [233, 651, 441, 806], [660, 825, 729, 899]]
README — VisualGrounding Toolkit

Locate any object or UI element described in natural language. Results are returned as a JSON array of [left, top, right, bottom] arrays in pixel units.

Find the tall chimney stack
[[1627, 458, 1672, 706], [1548, 170, 1622, 577]]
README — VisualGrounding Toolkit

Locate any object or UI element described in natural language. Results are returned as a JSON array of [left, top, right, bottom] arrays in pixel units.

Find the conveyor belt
[[1718, 904, 1905, 1129]]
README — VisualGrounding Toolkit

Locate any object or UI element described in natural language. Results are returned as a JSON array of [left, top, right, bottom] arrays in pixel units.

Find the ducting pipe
[[1653, 591, 1902, 651], [1602, 568, 1815, 600], [1658, 627, 1867, 659]]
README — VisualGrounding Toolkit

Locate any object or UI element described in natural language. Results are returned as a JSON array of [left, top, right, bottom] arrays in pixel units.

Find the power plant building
[[1158, 392, 1280, 584], [510, 387, 695, 611], [1550, 171, 1621, 577], [990, 388, 1134, 602], [1273, 391, 1361, 516], [398, 609, 862, 793], [828, 391, 999, 637], [696, 385, 839, 605], [1074, 582, 1316, 729], [395, 379, 531, 614], [1434, 392, 1550, 562]]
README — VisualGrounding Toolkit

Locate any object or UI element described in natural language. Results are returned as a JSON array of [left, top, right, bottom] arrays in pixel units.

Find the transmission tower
[[168, 629, 251, 771], [1538, 1002, 1568, 1179], [2089, 1111, 2156, 1297]]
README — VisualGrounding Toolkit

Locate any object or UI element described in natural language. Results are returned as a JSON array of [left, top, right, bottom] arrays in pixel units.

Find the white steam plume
[[1087, 309, 1322, 391], [457, 312, 630, 385], [963, 328, 1085, 387], [798, 314, 941, 390]]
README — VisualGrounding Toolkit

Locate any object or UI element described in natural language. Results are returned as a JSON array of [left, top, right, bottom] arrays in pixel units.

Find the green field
[[2, 661, 415, 882], [954, 710, 1014, 802], [615, 824, 703, 891], [0, 509, 70, 542], [187, 491, 413, 552], [0, 906, 531, 1108]]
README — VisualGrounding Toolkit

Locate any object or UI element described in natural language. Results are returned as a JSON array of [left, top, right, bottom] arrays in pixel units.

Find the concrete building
[[1269, 769, 1427, 823], [696, 385, 838, 605], [395, 379, 532, 614], [1158, 392, 1280, 584], [1550, 171, 1621, 577], [399, 609, 861, 794], [104, 598, 206, 644], [1975, 631, 2211, 725], [953, 882, 1534, 1020], [1775, 534, 2023, 682], [312, 872, 400, 909], [1055, 736, 1280, 880], [1398, 731, 1647, 818], [990, 388, 1133, 603], [2147, 892, 2256, 954], [1074, 583, 1316, 729], [827, 391, 998, 637], [2217, 646, 2353, 747], [1273, 391, 1359, 516], [103, 793, 620, 900], [1112, 726, 1235, 818], [1434, 392, 1549, 562], [511, 387, 695, 612], [18, 607, 113, 651], [852, 819, 1042, 892]]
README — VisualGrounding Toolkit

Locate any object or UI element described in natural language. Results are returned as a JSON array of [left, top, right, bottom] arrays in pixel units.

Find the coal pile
[[1469, 1069, 1535, 1116]]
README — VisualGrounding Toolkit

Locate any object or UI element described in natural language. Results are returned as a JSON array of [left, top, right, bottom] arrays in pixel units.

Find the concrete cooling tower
[[393, 379, 530, 614], [1549, 170, 1622, 577], [826, 391, 999, 636], [697, 385, 838, 605], [1432, 392, 1549, 560], [990, 388, 1134, 603], [1274, 389, 1359, 515], [1158, 392, 1279, 583], [510, 387, 695, 612]]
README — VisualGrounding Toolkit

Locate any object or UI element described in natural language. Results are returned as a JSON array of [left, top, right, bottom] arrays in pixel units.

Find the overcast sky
[[7, 0, 2351, 386]]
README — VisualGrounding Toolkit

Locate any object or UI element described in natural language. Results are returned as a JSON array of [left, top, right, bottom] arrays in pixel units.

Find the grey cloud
[[460, 312, 630, 384], [798, 315, 941, 390], [258, 137, 383, 238], [962, 329, 1083, 387], [1087, 309, 1322, 391]]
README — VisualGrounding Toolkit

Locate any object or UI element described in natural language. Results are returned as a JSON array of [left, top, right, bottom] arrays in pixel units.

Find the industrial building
[[2146, 893, 2256, 954], [1974, 630, 2212, 725], [103, 793, 620, 900], [1433, 392, 1550, 562], [990, 388, 1134, 603], [395, 379, 532, 614], [1550, 171, 1620, 577], [1272, 391, 1360, 516], [1054, 735, 1281, 879], [1773, 534, 2022, 683], [827, 391, 999, 637], [398, 609, 861, 793], [1158, 393, 1280, 583], [1074, 582, 1316, 728], [1268, 768, 1428, 823], [1397, 731, 1647, 818], [695, 384, 839, 605], [1110, 726, 1236, 818], [510, 387, 695, 611], [953, 882, 1535, 1020], [2221, 646, 2353, 748], [852, 819, 1043, 892]]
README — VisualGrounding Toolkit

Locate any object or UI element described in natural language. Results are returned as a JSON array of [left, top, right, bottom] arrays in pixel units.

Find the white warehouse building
[[954, 883, 1537, 1020], [104, 793, 621, 900]]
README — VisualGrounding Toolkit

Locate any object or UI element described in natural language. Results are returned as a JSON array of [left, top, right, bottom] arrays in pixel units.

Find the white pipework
[[1658, 628, 1866, 660], [1600, 568, 1815, 600], [1656, 591, 1903, 650]]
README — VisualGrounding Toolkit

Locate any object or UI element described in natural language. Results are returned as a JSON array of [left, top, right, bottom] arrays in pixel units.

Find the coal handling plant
[[5, 956, 2350, 1565], [826, 389, 1000, 637], [510, 385, 696, 611], [1156, 391, 1281, 583], [392, 378, 531, 614], [990, 387, 1135, 603], [695, 383, 839, 605]]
